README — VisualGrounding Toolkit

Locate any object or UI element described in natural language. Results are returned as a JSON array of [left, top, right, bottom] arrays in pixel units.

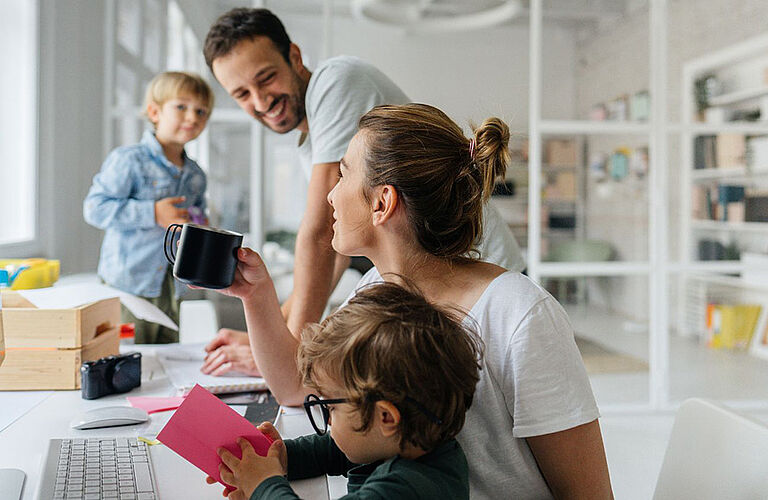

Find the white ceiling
[[215, 0, 631, 23]]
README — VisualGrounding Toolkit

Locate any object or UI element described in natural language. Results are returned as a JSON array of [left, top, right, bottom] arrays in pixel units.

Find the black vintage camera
[[81, 352, 142, 400]]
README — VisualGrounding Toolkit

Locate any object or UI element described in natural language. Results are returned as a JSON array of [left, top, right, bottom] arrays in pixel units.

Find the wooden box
[[0, 292, 121, 390], [545, 139, 579, 167]]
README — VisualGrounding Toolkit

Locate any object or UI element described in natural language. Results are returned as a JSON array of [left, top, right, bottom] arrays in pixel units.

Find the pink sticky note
[[126, 396, 186, 414], [157, 384, 273, 488]]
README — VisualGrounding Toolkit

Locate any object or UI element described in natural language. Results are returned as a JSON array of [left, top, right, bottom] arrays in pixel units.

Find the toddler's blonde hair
[[143, 71, 214, 125]]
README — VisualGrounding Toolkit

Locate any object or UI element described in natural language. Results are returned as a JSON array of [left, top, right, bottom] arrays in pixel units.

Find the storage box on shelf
[[0, 291, 120, 390]]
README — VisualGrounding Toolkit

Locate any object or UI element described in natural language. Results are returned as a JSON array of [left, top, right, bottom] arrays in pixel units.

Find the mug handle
[[163, 224, 183, 265]]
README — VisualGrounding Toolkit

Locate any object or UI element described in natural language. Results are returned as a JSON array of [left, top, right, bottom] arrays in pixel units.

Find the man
[[200, 7, 524, 376]]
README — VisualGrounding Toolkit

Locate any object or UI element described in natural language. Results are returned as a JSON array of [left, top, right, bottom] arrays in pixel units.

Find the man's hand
[[202, 328, 260, 376], [155, 196, 189, 227], [212, 435, 287, 500]]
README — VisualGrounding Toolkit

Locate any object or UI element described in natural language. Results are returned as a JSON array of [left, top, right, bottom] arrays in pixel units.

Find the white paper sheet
[[154, 343, 267, 395], [17, 283, 178, 330]]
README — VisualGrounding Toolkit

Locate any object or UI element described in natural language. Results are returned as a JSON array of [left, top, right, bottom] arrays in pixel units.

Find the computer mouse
[[70, 406, 150, 430], [0, 468, 25, 500]]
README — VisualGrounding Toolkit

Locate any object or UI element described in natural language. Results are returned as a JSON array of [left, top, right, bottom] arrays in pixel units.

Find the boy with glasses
[[209, 282, 483, 499]]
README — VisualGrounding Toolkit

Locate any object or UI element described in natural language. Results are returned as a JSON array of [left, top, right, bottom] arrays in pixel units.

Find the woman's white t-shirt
[[344, 269, 600, 500]]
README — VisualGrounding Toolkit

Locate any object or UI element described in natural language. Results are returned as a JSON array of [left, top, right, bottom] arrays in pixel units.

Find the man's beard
[[254, 73, 307, 134]]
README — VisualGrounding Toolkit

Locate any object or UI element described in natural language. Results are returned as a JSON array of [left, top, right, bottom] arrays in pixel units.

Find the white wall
[[280, 13, 577, 131], [37, 0, 106, 275], [572, 0, 768, 322]]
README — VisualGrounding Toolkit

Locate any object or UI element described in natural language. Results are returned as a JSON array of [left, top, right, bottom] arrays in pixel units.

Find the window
[[0, 1, 37, 246]]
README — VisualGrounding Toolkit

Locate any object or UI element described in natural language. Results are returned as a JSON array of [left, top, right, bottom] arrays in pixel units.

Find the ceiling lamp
[[351, 0, 524, 34]]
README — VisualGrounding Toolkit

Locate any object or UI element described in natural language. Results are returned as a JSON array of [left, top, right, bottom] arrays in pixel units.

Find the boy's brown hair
[[143, 71, 215, 124], [297, 281, 483, 451]]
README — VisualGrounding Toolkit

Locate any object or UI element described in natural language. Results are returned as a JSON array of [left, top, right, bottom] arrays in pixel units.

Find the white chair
[[178, 299, 219, 344], [653, 398, 768, 499]]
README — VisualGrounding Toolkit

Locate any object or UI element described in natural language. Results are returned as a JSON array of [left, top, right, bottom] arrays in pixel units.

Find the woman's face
[[327, 132, 376, 256]]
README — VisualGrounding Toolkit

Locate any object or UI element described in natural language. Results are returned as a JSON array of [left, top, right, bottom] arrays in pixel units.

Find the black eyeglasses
[[303, 393, 443, 436]]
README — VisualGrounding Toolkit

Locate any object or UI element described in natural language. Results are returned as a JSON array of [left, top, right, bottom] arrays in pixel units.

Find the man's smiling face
[[212, 36, 307, 134]]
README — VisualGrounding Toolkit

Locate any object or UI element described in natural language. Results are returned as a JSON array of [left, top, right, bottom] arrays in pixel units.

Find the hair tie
[[468, 138, 476, 160]]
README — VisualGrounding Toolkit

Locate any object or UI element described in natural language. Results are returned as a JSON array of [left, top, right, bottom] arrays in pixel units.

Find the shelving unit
[[679, 34, 768, 368], [708, 86, 768, 107], [528, 0, 669, 410], [691, 220, 768, 233]]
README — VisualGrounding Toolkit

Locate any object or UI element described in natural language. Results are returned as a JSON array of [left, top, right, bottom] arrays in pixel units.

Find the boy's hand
[[155, 196, 189, 227], [256, 422, 286, 471], [216, 436, 287, 499]]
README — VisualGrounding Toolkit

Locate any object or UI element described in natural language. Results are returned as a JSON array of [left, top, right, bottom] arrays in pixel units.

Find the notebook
[[157, 344, 268, 396]]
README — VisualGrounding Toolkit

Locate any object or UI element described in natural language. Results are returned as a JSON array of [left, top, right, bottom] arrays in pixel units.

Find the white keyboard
[[37, 438, 158, 500]]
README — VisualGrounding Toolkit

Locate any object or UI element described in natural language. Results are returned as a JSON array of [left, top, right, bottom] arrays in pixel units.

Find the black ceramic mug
[[163, 223, 243, 289]]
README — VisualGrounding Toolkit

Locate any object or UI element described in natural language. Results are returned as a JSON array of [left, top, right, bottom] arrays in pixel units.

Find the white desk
[[0, 346, 329, 499]]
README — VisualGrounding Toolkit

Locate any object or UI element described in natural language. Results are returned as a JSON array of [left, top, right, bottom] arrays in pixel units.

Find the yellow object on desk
[[0, 258, 60, 289]]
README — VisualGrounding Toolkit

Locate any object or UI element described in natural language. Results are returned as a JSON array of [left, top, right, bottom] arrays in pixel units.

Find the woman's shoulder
[[474, 271, 552, 311]]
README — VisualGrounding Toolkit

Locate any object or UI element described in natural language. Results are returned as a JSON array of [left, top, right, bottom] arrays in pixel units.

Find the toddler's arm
[[83, 150, 159, 230]]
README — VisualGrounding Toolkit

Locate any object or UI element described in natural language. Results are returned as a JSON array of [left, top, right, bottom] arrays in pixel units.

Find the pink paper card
[[126, 396, 186, 414], [157, 384, 273, 488]]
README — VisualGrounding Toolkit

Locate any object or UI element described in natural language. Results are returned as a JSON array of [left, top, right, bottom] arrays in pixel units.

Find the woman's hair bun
[[472, 117, 510, 202]]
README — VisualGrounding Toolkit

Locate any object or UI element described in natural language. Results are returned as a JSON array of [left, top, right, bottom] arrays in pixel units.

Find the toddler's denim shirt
[[84, 130, 207, 298]]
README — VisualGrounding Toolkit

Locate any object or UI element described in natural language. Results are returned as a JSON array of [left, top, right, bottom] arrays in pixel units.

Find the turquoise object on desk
[[7, 266, 28, 286], [0, 265, 30, 288]]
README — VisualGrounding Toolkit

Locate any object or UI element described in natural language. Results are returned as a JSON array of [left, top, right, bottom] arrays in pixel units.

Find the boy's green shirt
[[249, 433, 470, 499]]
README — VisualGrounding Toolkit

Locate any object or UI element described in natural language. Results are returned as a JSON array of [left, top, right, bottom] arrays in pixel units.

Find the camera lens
[[111, 358, 140, 393]]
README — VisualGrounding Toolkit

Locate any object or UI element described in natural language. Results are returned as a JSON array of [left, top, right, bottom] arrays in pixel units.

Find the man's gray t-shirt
[[297, 55, 525, 272], [297, 55, 409, 179]]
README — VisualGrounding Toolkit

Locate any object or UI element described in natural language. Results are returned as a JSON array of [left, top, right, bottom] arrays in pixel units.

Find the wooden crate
[[0, 292, 121, 390], [1, 291, 120, 348], [0, 326, 119, 390]]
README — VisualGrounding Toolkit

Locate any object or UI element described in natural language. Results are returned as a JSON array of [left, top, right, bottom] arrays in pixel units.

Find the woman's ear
[[371, 185, 399, 226], [374, 400, 401, 438]]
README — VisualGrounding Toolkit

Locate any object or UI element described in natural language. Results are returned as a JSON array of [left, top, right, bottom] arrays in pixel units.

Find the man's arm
[[285, 162, 340, 337], [280, 252, 351, 322]]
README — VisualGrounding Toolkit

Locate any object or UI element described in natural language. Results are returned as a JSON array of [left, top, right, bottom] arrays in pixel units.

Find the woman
[[216, 103, 613, 499]]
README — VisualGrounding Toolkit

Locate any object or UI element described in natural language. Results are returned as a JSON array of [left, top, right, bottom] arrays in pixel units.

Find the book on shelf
[[718, 185, 745, 221], [747, 135, 768, 171], [706, 303, 762, 350], [744, 192, 768, 222], [694, 135, 717, 170], [716, 134, 747, 168], [691, 184, 749, 223]]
